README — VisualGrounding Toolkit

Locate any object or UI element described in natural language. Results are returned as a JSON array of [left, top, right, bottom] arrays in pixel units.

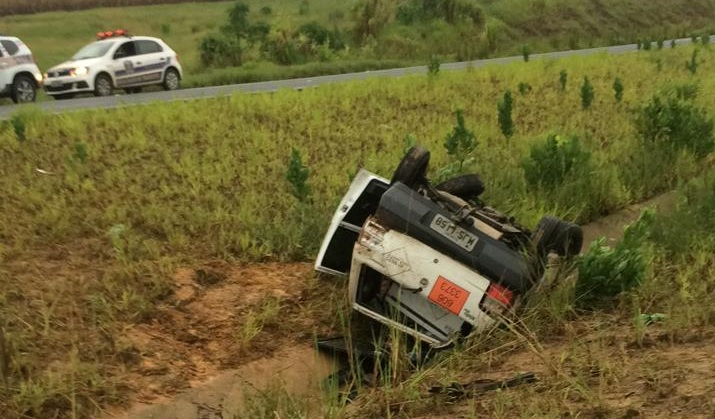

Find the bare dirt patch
[[102, 261, 339, 418]]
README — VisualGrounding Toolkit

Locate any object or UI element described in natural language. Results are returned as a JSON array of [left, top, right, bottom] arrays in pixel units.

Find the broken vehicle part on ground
[[315, 145, 583, 348]]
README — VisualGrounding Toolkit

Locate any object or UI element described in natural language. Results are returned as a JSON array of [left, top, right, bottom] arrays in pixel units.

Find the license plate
[[428, 276, 470, 315], [429, 214, 478, 251]]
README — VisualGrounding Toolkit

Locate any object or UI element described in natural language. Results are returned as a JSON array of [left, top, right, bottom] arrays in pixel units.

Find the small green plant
[[642, 40, 651, 50], [656, 38, 664, 49], [286, 147, 311, 203], [576, 209, 654, 309], [559, 69, 567, 91], [521, 134, 591, 190], [686, 49, 698, 74], [436, 109, 478, 180], [72, 141, 88, 164], [517, 82, 531, 96], [701, 34, 710, 45], [108, 224, 128, 260], [635, 90, 715, 159], [636, 39, 642, 50], [580, 76, 594, 109], [9, 113, 26, 142], [427, 55, 440, 77], [497, 90, 514, 138], [298, 0, 309, 15], [521, 44, 531, 62], [613, 77, 623, 102], [671, 39, 676, 48], [160, 23, 171, 35], [236, 298, 282, 349]]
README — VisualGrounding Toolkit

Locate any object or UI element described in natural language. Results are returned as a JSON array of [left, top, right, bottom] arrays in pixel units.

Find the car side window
[[0, 40, 18, 56], [113, 41, 137, 59], [136, 40, 163, 55]]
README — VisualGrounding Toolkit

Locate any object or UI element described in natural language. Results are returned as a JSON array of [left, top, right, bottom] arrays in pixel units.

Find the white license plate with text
[[429, 214, 478, 251]]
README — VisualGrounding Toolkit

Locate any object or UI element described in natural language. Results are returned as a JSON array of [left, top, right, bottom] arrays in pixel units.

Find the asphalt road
[[0, 37, 699, 120]]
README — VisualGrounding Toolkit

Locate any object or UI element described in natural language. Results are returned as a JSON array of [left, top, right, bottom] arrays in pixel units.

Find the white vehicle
[[0, 35, 43, 103], [316, 146, 583, 348], [43, 30, 182, 99]]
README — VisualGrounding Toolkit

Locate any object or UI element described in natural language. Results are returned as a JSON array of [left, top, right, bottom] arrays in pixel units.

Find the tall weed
[[576, 209, 655, 309]]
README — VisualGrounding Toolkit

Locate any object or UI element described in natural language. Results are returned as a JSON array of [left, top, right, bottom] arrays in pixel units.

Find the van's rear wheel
[[435, 174, 485, 200], [533, 216, 583, 259]]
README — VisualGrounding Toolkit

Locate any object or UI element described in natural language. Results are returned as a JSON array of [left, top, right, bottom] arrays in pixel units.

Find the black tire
[[435, 174, 485, 200], [391, 145, 430, 189], [11, 74, 36, 104], [93, 73, 113, 97], [163, 68, 180, 91], [53, 93, 75, 100], [554, 220, 583, 258], [532, 216, 583, 259]]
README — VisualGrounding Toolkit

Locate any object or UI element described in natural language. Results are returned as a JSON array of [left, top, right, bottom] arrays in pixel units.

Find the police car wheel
[[391, 145, 430, 189], [163, 68, 180, 91], [11, 75, 36, 104], [94, 74, 113, 97]]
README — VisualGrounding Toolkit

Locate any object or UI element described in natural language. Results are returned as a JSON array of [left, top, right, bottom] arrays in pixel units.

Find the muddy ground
[[100, 192, 704, 419]]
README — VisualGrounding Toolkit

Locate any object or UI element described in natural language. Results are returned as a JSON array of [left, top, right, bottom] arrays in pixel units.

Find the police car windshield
[[72, 41, 114, 60]]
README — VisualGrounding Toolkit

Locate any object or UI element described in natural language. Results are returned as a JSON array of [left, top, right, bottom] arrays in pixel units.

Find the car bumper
[[43, 77, 91, 94]]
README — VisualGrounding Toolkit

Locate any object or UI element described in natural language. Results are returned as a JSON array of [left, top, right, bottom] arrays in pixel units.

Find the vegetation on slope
[[1, 44, 714, 417], [1, 0, 714, 88]]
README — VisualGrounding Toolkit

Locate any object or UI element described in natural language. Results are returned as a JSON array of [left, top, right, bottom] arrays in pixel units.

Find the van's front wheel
[[11, 74, 36, 103]]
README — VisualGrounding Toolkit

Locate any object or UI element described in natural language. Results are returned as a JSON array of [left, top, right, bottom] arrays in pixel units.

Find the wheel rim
[[96, 77, 112, 96], [165, 71, 179, 90], [16, 80, 35, 102]]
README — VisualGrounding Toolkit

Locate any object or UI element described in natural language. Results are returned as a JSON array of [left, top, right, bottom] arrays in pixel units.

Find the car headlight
[[69, 67, 89, 76]]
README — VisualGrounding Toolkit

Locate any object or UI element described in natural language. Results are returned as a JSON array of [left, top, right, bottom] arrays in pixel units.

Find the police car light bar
[[96, 29, 129, 40]]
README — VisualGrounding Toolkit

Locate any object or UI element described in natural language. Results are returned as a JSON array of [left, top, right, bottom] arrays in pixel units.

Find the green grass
[[0, 0, 714, 90], [1, 44, 715, 417]]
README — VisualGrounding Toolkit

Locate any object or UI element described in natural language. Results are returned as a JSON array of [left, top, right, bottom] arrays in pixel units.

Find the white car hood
[[47, 57, 104, 72]]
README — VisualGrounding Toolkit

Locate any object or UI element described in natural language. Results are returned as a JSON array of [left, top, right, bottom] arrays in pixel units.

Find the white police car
[[43, 30, 182, 99], [0, 35, 43, 103]]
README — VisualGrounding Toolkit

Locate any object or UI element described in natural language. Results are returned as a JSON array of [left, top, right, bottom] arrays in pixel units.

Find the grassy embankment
[[1, 43, 715, 417], [0, 0, 714, 92]]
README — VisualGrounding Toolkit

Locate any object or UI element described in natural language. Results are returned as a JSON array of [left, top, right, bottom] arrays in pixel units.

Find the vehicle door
[[315, 169, 390, 276], [0, 43, 9, 88], [133, 40, 165, 85], [109, 40, 138, 88]]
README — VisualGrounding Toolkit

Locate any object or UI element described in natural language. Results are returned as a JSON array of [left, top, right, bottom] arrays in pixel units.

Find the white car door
[[133, 40, 165, 85], [109, 40, 138, 88], [314, 169, 390, 276]]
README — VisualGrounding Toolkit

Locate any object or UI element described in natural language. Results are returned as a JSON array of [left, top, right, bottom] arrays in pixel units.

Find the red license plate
[[428, 276, 470, 315]]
